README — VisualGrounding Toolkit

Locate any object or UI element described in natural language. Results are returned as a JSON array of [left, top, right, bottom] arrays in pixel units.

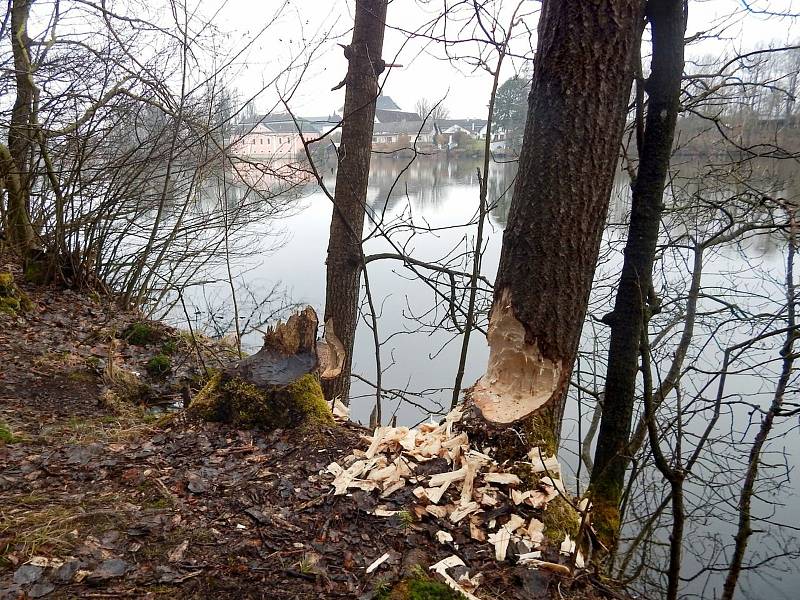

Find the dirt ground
[[0, 259, 620, 599]]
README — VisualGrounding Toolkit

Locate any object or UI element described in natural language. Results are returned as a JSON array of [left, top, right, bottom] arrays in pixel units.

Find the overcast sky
[[205, 0, 799, 119]]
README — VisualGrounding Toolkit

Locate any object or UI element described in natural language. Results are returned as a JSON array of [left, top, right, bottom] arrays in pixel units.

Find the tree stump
[[189, 306, 344, 429]]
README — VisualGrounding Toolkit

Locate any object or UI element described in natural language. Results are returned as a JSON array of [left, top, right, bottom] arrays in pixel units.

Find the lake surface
[[179, 154, 799, 598]]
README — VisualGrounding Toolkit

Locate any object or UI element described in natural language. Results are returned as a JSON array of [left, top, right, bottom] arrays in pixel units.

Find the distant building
[[372, 121, 436, 147], [229, 113, 340, 158]]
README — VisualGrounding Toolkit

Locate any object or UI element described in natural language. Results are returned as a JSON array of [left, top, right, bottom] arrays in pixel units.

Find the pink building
[[229, 114, 339, 159]]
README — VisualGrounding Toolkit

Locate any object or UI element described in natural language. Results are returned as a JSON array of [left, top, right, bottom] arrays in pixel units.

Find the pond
[[180, 153, 799, 598]]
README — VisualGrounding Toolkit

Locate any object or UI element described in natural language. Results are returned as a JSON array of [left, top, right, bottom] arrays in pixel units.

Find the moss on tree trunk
[[189, 371, 333, 429], [188, 307, 339, 430]]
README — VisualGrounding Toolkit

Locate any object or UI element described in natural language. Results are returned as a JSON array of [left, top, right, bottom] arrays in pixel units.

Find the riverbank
[[0, 256, 617, 599]]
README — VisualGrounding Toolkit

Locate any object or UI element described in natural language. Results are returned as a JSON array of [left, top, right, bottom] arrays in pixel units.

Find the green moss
[[591, 497, 621, 550], [123, 322, 158, 346], [377, 575, 464, 600], [188, 372, 333, 430], [67, 369, 98, 383], [0, 272, 14, 295], [0, 296, 20, 315], [0, 272, 30, 316], [520, 411, 558, 458], [0, 423, 16, 444], [23, 260, 49, 285], [542, 494, 581, 542], [146, 354, 172, 376], [161, 340, 178, 355]]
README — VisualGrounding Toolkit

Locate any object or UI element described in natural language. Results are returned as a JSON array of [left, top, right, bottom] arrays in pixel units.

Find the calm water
[[179, 155, 798, 598]]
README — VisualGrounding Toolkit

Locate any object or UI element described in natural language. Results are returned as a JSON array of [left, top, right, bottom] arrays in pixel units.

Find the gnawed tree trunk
[[189, 307, 343, 429], [3, 0, 36, 253], [321, 0, 388, 405], [589, 0, 685, 549], [465, 0, 645, 462]]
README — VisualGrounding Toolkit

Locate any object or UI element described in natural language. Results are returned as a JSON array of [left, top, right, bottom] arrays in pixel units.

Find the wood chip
[[483, 472, 521, 486], [560, 534, 576, 555], [381, 478, 405, 497], [511, 488, 532, 505], [332, 399, 349, 420], [527, 518, 545, 545], [435, 531, 454, 545], [449, 501, 480, 524], [517, 551, 542, 565], [373, 507, 401, 517], [525, 560, 571, 576], [479, 489, 499, 506], [488, 528, 511, 561], [526, 449, 561, 475], [426, 482, 450, 504], [469, 521, 486, 542], [429, 467, 467, 488], [366, 552, 390, 574], [441, 432, 468, 449], [459, 459, 480, 505], [429, 555, 481, 600], [365, 428, 388, 459], [332, 460, 368, 495], [367, 463, 397, 482], [505, 514, 525, 533], [426, 505, 448, 519]]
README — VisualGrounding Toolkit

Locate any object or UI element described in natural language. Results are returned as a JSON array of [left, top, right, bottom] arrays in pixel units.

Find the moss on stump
[[189, 371, 333, 430], [0, 271, 32, 316]]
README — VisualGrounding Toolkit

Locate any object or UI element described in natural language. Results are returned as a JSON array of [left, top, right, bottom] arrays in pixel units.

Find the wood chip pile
[[326, 408, 587, 598]]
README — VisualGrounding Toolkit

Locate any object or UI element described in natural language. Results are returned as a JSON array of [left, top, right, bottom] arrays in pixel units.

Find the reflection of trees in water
[[365, 156, 521, 217]]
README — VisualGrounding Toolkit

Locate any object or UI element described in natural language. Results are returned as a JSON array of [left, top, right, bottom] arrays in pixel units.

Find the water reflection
[[179, 152, 799, 599]]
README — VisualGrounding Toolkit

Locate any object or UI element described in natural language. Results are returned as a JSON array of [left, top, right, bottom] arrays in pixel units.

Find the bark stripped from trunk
[[467, 0, 645, 461], [321, 0, 388, 405], [589, 0, 685, 548]]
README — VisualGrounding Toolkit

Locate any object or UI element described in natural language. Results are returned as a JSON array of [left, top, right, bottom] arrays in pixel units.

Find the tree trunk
[[589, 0, 685, 548], [321, 0, 388, 405], [466, 0, 645, 462], [3, 0, 36, 253]]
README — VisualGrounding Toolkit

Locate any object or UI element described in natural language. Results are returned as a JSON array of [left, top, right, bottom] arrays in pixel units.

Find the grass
[[0, 423, 15, 444], [0, 492, 125, 563], [38, 412, 156, 445]]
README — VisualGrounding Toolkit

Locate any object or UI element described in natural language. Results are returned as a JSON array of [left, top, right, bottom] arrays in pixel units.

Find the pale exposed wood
[[365, 552, 390, 574], [483, 473, 522, 485], [429, 556, 482, 600], [429, 467, 467, 488], [326, 406, 581, 573], [449, 501, 480, 524], [426, 482, 450, 504]]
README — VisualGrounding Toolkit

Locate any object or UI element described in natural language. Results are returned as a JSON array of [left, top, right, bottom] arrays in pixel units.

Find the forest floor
[[0, 256, 617, 600]]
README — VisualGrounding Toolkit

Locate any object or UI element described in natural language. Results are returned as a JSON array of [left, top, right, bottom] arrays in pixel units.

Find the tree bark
[[589, 0, 685, 548], [3, 0, 36, 252], [189, 307, 341, 429], [321, 0, 388, 405], [466, 0, 645, 461]]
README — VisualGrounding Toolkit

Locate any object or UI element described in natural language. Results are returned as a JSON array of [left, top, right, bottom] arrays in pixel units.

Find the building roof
[[375, 95, 402, 111], [433, 119, 488, 133], [373, 121, 435, 135], [375, 109, 423, 123], [234, 114, 324, 135]]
